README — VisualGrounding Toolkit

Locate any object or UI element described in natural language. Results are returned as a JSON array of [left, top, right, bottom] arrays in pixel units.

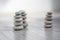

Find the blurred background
[[0, 0, 52, 18]]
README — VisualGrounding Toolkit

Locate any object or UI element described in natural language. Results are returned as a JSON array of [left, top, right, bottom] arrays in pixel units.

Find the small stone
[[14, 26, 23, 31], [44, 25, 52, 28], [23, 23, 28, 28], [47, 12, 52, 15], [45, 22, 52, 25], [15, 21, 21, 23]]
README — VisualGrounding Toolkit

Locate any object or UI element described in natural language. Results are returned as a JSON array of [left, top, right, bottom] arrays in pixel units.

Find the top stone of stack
[[47, 12, 52, 15], [15, 10, 26, 16], [46, 12, 53, 18]]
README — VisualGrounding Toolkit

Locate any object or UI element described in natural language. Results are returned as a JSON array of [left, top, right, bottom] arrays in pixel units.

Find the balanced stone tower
[[14, 10, 28, 31], [44, 12, 53, 28]]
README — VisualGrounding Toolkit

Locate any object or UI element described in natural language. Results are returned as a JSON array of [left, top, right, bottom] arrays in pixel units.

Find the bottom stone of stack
[[14, 26, 23, 31], [23, 23, 28, 29], [44, 25, 52, 28]]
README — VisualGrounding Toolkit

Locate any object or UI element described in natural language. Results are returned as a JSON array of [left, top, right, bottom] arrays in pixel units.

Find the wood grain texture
[[0, 13, 60, 40]]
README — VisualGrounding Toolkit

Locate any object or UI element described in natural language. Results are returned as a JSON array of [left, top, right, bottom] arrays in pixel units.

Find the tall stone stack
[[44, 12, 53, 28], [14, 10, 28, 31]]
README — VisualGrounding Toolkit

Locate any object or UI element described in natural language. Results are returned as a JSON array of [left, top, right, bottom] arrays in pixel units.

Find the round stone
[[44, 25, 52, 28], [23, 23, 28, 28], [47, 12, 52, 15], [14, 26, 23, 31]]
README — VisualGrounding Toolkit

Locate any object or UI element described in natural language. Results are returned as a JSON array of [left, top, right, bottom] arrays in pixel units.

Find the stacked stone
[[14, 10, 28, 31], [45, 12, 53, 28]]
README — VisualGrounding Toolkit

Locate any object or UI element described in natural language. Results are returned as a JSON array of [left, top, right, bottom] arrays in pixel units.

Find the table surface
[[0, 13, 60, 40]]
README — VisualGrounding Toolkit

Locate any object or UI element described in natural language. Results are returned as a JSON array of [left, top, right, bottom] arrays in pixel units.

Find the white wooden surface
[[0, 13, 60, 40]]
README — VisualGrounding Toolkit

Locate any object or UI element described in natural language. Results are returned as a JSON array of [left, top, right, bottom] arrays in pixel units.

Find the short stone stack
[[14, 10, 28, 31], [44, 12, 53, 28]]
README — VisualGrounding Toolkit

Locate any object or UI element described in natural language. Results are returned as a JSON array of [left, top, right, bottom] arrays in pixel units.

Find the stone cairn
[[44, 12, 53, 28], [14, 10, 28, 31]]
